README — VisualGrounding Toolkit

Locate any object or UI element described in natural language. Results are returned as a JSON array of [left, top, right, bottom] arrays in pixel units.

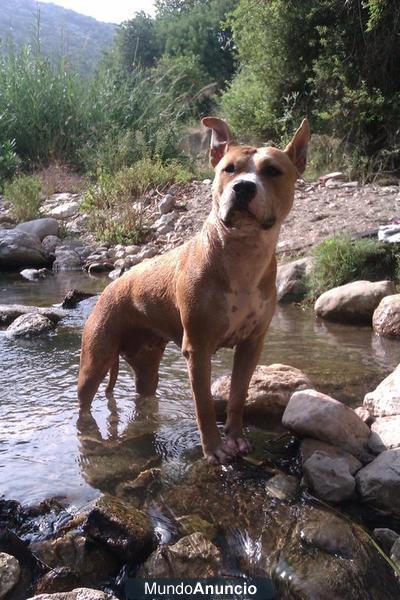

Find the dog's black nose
[[232, 180, 257, 207]]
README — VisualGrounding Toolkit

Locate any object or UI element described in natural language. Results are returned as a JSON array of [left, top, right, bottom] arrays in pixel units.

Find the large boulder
[[276, 257, 313, 302], [314, 280, 395, 324], [373, 294, 400, 338], [282, 389, 371, 461], [16, 218, 59, 241], [0, 552, 20, 598], [6, 313, 55, 339], [368, 416, 400, 453], [0, 229, 49, 269], [363, 364, 400, 417], [212, 364, 313, 424], [301, 439, 362, 502], [0, 305, 65, 327], [356, 449, 400, 516]]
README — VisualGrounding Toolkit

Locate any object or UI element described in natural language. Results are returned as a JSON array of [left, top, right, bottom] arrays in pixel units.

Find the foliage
[[309, 234, 400, 297], [0, 139, 21, 189], [82, 158, 192, 244], [116, 12, 160, 71], [4, 174, 42, 222]]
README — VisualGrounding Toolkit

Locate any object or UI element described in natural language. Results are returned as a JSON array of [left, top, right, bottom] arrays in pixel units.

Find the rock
[[315, 280, 395, 324], [83, 496, 156, 562], [373, 528, 399, 554], [0, 552, 20, 598], [319, 172, 346, 186], [391, 537, 400, 569], [27, 588, 117, 600], [20, 268, 51, 281], [276, 257, 313, 302], [212, 364, 313, 424], [42, 235, 62, 255], [364, 364, 400, 417], [137, 246, 157, 260], [6, 313, 56, 339], [115, 468, 161, 505], [356, 449, 400, 516], [176, 515, 217, 540], [52, 248, 82, 272], [108, 268, 122, 280], [265, 473, 299, 501], [368, 416, 400, 452], [153, 212, 177, 235], [282, 389, 371, 461], [354, 406, 374, 425], [138, 533, 221, 578], [87, 262, 114, 275], [0, 229, 49, 269], [202, 178, 212, 185], [159, 194, 175, 214], [301, 439, 362, 502], [61, 290, 96, 309], [17, 218, 59, 241], [48, 201, 80, 219], [373, 294, 400, 338], [298, 511, 355, 558], [0, 304, 65, 327]]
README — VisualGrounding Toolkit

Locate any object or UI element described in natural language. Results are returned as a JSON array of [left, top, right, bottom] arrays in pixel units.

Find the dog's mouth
[[222, 206, 276, 230]]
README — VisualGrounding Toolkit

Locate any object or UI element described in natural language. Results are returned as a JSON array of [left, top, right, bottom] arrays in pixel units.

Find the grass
[[4, 174, 43, 222], [308, 234, 400, 298]]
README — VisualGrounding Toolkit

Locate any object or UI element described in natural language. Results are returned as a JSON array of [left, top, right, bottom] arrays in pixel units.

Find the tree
[[116, 11, 161, 71]]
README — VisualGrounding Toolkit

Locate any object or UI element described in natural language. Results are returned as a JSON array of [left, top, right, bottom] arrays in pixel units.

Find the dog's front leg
[[183, 338, 238, 464], [224, 333, 266, 454]]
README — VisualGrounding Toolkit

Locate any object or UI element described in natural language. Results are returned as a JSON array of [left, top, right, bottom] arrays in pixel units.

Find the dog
[[77, 116, 310, 464]]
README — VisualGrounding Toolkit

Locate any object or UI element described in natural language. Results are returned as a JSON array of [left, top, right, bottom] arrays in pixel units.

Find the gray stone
[[373, 528, 399, 554], [20, 268, 51, 281], [369, 416, 400, 452], [373, 294, 400, 338], [0, 304, 65, 327], [0, 229, 48, 268], [315, 280, 395, 324], [303, 449, 361, 503], [87, 262, 114, 275], [52, 248, 82, 272], [48, 200, 80, 219], [137, 246, 157, 260], [27, 589, 117, 600], [16, 218, 59, 240], [159, 194, 176, 214], [276, 257, 313, 302], [41, 235, 62, 255], [282, 389, 371, 461], [364, 364, 400, 417], [0, 552, 20, 599], [6, 313, 55, 339], [391, 537, 400, 569], [356, 449, 400, 516]]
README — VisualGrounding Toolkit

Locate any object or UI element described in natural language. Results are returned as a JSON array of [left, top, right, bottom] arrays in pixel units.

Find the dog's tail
[[105, 357, 119, 397]]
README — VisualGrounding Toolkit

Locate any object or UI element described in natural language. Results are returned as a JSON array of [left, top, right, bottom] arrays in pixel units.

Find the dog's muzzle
[[232, 180, 257, 210]]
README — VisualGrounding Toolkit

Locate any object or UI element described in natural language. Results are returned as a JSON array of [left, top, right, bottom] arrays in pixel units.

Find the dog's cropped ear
[[202, 117, 233, 168], [285, 118, 310, 175]]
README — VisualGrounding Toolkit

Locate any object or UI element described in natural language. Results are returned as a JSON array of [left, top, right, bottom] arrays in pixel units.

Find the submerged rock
[[364, 364, 400, 417], [276, 257, 313, 302], [0, 304, 65, 327], [373, 294, 400, 338], [282, 389, 371, 461], [61, 289, 96, 309], [314, 280, 395, 324], [356, 449, 400, 516], [212, 364, 313, 424], [27, 588, 117, 600], [0, 552, 20, 598], [83, 495, 156, 563], [0, 229, 49, 269], [6, 313, 56, 339], [265, 473, 299, 501]]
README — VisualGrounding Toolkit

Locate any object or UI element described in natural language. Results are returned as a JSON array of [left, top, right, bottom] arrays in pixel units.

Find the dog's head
[[202, 117, 310, 232]]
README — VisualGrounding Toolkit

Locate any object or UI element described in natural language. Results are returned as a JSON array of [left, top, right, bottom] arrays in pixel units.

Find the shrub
[[309, 234, 400, 297], [4, 174, 43, 222], [81, 157, 193, 244], [0, 139, 21, 189]]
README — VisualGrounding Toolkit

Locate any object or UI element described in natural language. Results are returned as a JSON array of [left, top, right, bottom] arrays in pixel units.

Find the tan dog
[[78, 117, 310, 464]]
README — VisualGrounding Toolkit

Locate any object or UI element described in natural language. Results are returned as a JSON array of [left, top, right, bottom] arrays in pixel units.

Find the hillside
[[0, 0, 116, 74]]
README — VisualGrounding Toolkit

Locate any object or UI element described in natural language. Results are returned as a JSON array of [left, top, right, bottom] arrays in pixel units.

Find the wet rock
[[83, 496, 156, 562], [6, 313, 56, 339], [373, 294, 400, 338], [282, 389, 371, 461], [87, 262, 114, 275], [301, 439, 362, 502], [159, 194, 175, 214], [16, 218, 59, 241], [0, 528, 45, 600], [176, 515, 217, 540], [0, 229, 49, 269], [115, 468, 161, 505], [369, 416, 400, 452], [34, 568, 84, 595], [265, 473, 299, 501], [356, 449, 400, 516], [314, 280, 395, 324], [138, 533, 221, 578], [212, 364, 313, 424], [53, 248, 82, 272], [0, 304, 65, 327], [20, 268, 52, 281], [61, 289, 96, 309], [373, 528, 399, 554], [28, 586, 117, 599], [42, 235, 62, 256], [391, 537, 400, 569], [364, 364, 400, 417], [276, 257, 313, 302], [299, 511, 355, 558], [0, 552, 20, 598]]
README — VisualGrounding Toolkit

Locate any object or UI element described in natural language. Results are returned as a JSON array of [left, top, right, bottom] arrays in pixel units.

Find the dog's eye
[[262, 165, 282, 177], [223, 163, 235, 173]]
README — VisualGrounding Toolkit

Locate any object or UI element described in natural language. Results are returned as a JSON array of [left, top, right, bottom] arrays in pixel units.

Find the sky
[[38, 0, 156, 23]]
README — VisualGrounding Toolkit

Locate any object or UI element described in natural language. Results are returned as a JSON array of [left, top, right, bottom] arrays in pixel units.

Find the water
[[1, 271, 399, 507]]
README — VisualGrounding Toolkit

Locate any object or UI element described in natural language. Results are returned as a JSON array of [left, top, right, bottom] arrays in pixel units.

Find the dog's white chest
[[222, 289, 267, 347]]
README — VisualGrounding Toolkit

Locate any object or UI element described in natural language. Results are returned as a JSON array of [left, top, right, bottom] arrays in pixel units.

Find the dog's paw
[[205, 437, 251, 465], [225, 435, 252, 455]]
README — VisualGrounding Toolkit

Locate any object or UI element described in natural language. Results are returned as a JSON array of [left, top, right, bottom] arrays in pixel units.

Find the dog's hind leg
[[105, 357, 119, 398], [127, 341, 166, 397]]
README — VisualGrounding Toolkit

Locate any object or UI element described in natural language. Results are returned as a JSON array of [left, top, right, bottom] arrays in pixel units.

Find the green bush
[[309, 234, 400, 297], [82, 157, 193, 244], [4, 174, 42, 222], [0, 139, 21, 189]]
